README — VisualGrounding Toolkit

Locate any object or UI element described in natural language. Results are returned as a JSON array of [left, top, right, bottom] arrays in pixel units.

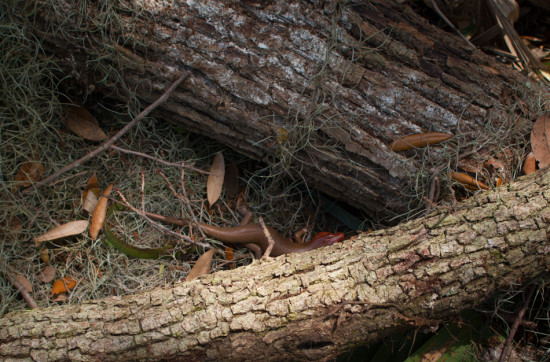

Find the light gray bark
[[33, 0, 544, 220], [1, 168, 549, 361]]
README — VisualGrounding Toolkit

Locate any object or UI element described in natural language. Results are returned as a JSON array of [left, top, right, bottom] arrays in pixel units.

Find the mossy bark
[[32, 0, 545, 220], [1, 169, 549, 360]]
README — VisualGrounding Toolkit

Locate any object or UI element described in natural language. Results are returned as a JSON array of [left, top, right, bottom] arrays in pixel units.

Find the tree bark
[[1, 168, 549, 360], [33, 0, 545, 220]]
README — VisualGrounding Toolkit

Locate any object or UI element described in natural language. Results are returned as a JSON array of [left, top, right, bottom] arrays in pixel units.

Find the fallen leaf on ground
[[449, 172, 489, 190], [531, 115, 550, 168], [51, 276, 77, 296], [82, 174, 101, 213], [15, 274, 33, 292], [89, 184, 113, 240], [207, 152, 225, 206], [186, 249, 216, 281], [37, 266, 56, 283], [14, 161, 44, 190], [390, 132, 453, 151], [34, 220, 90, 244], [39, 249, 50, 263], [523, 152, 537, 175], [51, 294, 68, 303], [62, 100, 107, 141]]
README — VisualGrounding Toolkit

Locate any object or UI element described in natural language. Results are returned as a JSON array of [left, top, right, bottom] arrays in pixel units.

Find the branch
[[24, 72, 190, 191]]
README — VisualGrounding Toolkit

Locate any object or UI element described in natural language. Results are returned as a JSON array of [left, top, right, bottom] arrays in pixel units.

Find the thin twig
[[110, 145, 207, 174], [428, 0, 476, 48], [498, 284, 537, 361], [156, 169, 206, 238], [259, 216, 275, 259], [26, 72, 190, 191], [3, 270, 38, 309], [114, 190, 211, 249]]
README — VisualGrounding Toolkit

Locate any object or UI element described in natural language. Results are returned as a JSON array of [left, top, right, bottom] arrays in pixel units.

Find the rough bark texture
[[1, 168, 549, 361], [34, 0, 543, 219]]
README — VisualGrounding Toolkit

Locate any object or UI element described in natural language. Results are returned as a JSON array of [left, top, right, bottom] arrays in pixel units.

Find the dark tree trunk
[[32, 0, 545, 220], [1, 168, 549, 360]]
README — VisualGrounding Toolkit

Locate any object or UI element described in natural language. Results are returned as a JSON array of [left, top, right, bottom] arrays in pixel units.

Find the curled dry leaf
[[390, 132, 453, 151], [531, 115, 550, 168], [14, 161, 44, 190], [51, 276, 77, 296], [186, 249, 216, 282], [523, 152, 537, 175], [39, 249, 50, 263], [225, 246, 234, 270], [82, 174, 101, 214], [63, 100, 107, 141], [89, 184, 113, 240], [37, 266, 56, 283], [33, 220, 90, 244], [449, 172, 489, 190], [15, 274, 33, 293], [51, 294, 68, 303], [207, 152, 225, 206]]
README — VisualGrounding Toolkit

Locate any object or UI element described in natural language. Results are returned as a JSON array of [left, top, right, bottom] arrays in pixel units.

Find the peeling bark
[[33, 0, 544, 219], [1, 169, 549, 361]]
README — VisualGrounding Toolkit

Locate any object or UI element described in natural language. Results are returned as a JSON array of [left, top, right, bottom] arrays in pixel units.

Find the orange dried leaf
[[495, 178, 504, 187], [523, 152, 537, 175], [34, 220, 90, 244], [15, 274, 33, 292], [225, 246, 234, 269], [186, 249, 216, 282], [37, 266, 56, 283], [51, 276, 76, 295], [63, 100, 107, 141], [207, 152, 225, 206], [89, 184, 113, 240], [531, 115, 550, 168], [390, 132, 453, 151], [14, 161, 44, 190], [449, 172, 489, 190]]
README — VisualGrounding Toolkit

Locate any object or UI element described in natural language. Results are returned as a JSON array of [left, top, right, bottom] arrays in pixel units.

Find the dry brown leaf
[[82, 174, 101, 213], [207, 152, 225, 206], [14, 161, 44, 190], [89, 184, 113, 240], [63, 100, 107, 141], [531, 115, 550, 168], [0, 215, 23, 240], [37, 266, 56, 283], [33, 220, 90, 244], [523, 152, 537, 175], [186, 249, 216, 282], [15, 274, 33, 293], [83, 191, 99, 215], [225, 246, 234, 270], [51, 276, 77, 296], [51, 294, 68, 303], [39, 249, 50, 263]]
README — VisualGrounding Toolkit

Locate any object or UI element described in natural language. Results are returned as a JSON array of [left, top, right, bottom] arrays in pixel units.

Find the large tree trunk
[[33, 0, 544, 220], [1, 168, 549, 360]]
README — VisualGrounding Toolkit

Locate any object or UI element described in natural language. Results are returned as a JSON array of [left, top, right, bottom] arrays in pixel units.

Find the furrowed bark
[[32, 0, 544, 219], [1, 169, 549, 361]]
